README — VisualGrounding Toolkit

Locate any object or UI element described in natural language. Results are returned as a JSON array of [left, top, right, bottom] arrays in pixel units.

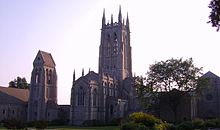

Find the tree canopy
[[8, 76, 29, 89], [144, 58, 206, 122], [208, 0, 220, 31], [146, 58, 203, 92]]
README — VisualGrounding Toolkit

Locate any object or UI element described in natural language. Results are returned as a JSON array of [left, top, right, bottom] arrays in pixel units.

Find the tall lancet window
[[93, 88, 97, 106], [114, 32, 117, 41], [46, 69, 48, 83], [35, 68, 41, 84], [48, 70, 52, 84], [77, 86, 85, 106], [46, 69, 52, 84]]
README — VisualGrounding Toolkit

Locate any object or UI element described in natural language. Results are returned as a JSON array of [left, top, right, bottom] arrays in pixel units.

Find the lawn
[[46, 126, 120, 130], [0, 126, 120, 130]]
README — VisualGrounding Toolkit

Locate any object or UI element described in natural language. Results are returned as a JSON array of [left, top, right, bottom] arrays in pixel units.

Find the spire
[[126, 12, 130, 30], [118, 5, 122, 24], [111, 14, 113, 25], [126, 12, 129, 25], [72, 70, 75, 86], [73, 70, 75, 81], [82, 68, 84, 76], [102, 8, 106, 27]]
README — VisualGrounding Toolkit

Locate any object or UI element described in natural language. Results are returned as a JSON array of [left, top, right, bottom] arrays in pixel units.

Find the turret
[[111, 14, 113, 25], [118, 6, 122, 24], [126, 12, 130, 31], [82, 68, 84, 76], [73, 70, 75, 86], [126, 13, 129, 27], [102, 9, 106, 28]]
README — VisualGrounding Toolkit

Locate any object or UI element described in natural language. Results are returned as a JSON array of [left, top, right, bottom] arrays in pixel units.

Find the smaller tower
[[28, 50, 57, 121]]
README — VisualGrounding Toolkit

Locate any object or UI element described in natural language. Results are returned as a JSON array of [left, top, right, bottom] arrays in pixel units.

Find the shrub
[[122, 112, 169, 130], [204, 119, 217, 128], [154, 123, 168, 130], [177, 121, 193, 130], [192, 118, 205, 129], [129, 112, 162, 128], [215, 118, 220, 127], [35, 120, 48, 129], [49, 119, 67, 126], [165, 123, 177, 130], [110, 118, 123, 126], [26, 121, 35, 127], [2, 118, 25, 129]]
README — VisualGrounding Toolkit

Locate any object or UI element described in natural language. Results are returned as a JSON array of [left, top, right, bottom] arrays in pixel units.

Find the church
[[1, 6, 220, 125]]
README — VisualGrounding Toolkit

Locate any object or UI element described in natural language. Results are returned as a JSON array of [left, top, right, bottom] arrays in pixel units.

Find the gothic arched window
[[114, 32, 117, 41], [35, 69, 38, 84], [110, 104, 114, 115], [48, 70, 52, 84], [35, 68, 41, 84], [107, 34, 111, 42], [93, 89, 97, 106], [77, 86, 85, 106], [46, 69, 48, 84]]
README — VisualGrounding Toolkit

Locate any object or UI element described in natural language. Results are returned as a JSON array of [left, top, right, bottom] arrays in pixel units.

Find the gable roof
[[0, 86, 29, 102], [74, 71, 99, 85], [202, 71, 220, 79], [34, 50, 55, 67]]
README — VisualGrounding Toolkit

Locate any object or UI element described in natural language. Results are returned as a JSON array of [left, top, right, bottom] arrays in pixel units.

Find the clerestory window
[[77, 86, 85, 106], [93, 89, 97, 106]]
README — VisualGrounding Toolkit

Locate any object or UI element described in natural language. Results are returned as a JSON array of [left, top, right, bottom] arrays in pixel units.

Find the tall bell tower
[[28, 50, 57, 121], [98, 6, 132, 81]]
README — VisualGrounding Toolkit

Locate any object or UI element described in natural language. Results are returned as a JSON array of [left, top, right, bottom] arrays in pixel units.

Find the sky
[[0, 0, 219, 104]]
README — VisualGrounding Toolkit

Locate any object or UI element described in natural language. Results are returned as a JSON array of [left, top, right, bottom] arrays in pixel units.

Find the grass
[[0, 126, 120, 130], [46, 126, 120, 130]]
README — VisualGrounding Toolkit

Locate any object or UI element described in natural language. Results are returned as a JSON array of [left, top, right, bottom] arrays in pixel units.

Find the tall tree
[[146, 58, 204, 122], [8, 76, 29, 89], [208, 0, 220, 31], [135, 76, 159, 114]]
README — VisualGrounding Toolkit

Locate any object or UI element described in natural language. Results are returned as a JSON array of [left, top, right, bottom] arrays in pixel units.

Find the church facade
[[70, 7, 140, 125]]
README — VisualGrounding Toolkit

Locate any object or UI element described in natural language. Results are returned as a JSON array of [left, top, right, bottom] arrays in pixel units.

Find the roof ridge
[[35, 50, 56, 67]]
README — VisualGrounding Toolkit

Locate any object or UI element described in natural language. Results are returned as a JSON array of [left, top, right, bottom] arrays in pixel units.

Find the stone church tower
[[28, 50, 58, 121], [99, 6, 132, 81], [70, 7, 139, 125]]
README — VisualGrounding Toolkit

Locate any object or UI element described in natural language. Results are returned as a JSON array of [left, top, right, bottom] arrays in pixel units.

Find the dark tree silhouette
[[208, 0, 220, 31], [8, 77, 29, 89], [146, 58, 204, 122], [135, 76, 159, 114]]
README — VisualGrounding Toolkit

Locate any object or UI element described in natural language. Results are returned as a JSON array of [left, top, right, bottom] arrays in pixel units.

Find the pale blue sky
[[0, 0, 219, 104]]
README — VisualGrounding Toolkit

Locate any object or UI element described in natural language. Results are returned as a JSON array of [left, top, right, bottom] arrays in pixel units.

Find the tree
[[146, 58, 202, 92], [135, 76, 159, 114], [8, 76, 29, 89], [208, 0, 220, 31], [146, 58, 204, 122]]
